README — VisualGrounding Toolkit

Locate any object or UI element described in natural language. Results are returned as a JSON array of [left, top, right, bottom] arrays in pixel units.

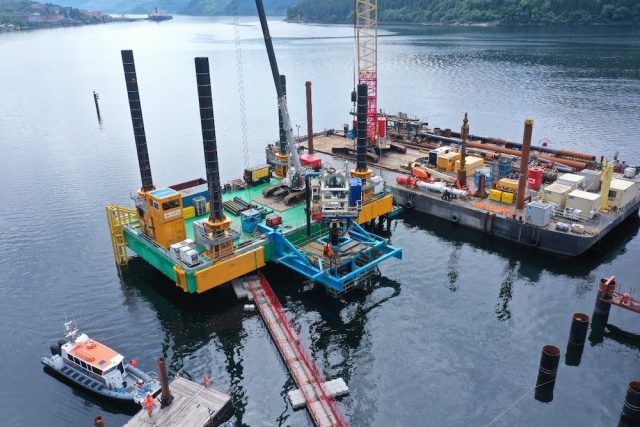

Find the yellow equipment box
[[437, 152, 461, 172], [454, 156, 484, 174], [501, 191, 515, 204], [497, 178, 519, 192], [489, 189, 503, 202]]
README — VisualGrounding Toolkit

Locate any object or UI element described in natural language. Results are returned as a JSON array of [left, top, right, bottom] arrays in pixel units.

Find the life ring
[[406, 200, 414, 209], [86, 339, 96, 349], [452, 214, 459, 223]]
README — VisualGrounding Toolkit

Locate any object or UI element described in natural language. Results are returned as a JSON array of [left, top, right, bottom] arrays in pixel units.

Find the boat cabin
[[61, 334, 126, 388]]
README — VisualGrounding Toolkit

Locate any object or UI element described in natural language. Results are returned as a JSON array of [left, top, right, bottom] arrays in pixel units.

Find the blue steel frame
[[257, 220, 402, 292]]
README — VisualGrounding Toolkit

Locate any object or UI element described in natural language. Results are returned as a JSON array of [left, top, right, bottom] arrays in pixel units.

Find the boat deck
[[124, 377, 232, 427]]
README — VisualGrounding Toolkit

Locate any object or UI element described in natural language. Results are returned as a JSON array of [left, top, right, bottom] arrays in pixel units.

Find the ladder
[[105, 204, 139, 266]]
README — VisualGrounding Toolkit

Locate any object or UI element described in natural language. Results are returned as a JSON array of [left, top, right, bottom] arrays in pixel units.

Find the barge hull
[[391, 185, 640, 257]]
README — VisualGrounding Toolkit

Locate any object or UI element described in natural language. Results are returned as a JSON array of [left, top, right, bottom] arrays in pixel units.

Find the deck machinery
[[106, 9, 401, 296]]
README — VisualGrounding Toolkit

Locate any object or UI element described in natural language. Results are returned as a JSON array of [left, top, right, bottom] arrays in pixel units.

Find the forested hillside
[[286, 0, 640, 25]]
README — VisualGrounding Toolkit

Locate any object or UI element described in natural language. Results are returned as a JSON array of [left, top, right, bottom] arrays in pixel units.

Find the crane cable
[[233, 0, 250, 169]]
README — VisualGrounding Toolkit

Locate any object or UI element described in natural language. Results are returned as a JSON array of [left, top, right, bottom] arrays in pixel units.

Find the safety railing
[[257, 274, 349, 427]]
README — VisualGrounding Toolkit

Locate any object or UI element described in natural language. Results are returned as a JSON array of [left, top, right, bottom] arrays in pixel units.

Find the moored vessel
[[41, 320, 161, 406]]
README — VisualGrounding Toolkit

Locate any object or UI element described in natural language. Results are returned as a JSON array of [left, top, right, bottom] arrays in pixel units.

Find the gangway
[[247, 274, 349, 427]]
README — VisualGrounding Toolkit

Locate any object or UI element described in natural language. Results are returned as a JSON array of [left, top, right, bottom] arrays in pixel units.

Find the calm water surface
[[0, 16, 639, 426]]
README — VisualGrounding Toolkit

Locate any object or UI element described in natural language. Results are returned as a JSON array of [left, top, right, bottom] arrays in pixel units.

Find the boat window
[[152, 200, 160, 211], [162, 200, 180, 210], [80, 361, 87, 370], [117, 362, 124, 373]]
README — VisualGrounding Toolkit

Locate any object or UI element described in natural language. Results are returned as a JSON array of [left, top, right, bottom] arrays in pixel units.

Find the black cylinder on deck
[[278, 74, 287, 154], [535, 345, 560, 402], [622, 381, 640, 423], [194, 57, 224, 222], [569, 312, 590, 346], [121, 50, 154, 192], [356, 83, 368, 172]]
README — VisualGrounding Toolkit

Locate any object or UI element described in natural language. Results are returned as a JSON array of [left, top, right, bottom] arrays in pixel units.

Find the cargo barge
[[300, 116, 640, 257], [106, 5, 401, 297]]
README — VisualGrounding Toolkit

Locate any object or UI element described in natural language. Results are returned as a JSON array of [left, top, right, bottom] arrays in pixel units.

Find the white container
[[526, 201, 552, 227], [609, 178, 639, 210], [557, 173, 585, 190], [624, 167, 637, 178], [579, 169, 602, 192], [566, 190, 600, 219], [543, 183, 573, 208]]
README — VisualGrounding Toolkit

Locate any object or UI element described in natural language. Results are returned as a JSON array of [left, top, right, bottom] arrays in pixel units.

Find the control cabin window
[[152, 200, 160, 211], [162, 200, 180, 210]]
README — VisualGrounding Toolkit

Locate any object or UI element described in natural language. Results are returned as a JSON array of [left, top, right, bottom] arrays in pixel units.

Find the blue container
[[240, 209, 262, 233], [500, 160, 510, 178], [347, 129, 355, 140], [474, 167, 491, 188], [349, 178, 362, 206]]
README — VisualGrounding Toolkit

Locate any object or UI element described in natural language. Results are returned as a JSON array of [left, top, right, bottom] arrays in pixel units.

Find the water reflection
[[117, 259, 247, 423]]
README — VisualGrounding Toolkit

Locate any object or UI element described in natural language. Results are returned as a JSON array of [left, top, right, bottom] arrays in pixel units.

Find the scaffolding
[[106, 204, 139, 266]]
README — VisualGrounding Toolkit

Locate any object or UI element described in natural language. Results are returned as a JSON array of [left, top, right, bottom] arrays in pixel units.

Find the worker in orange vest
[[323, 243, 333, 258], [143, 393, 156, 417]]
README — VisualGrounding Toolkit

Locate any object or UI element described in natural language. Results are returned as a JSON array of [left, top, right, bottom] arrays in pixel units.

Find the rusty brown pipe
[[465, 141, 588, 169], [157, 357, 174, 408], [305, 81, 313, 154], [517, 119, 533, 210], [94, 416, 105, 427], [556, 150, 596, 161]]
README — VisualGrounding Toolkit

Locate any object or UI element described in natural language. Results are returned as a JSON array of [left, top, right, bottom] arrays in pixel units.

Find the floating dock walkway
[[245, 275, 348, 427], [124, 376, 232, 427]]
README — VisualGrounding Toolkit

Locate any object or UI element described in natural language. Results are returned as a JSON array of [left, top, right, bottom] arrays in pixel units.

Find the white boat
[[41, 320, 161, 406]]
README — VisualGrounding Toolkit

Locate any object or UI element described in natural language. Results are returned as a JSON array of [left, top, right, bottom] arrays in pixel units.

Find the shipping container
[[557, 173, 585, 190], [608, 178, 639, 210], [243, 164, 271, 185], [437, 152, 461, 172], [526, 202, 552, 227], [454, 156, 484, 174], [543, 183, 572, 208], [497, 178, 518, 192], [566, 190, 600, 218], [579, 169, 602, 192]]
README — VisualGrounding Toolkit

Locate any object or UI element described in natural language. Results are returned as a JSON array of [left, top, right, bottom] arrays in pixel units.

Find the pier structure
[[594, 276, 640, 321], [246, 275, 349, 426]]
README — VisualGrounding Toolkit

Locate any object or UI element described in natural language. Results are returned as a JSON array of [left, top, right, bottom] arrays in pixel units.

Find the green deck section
[[184, 178, 309, 244], [123, 178, 322, 290]]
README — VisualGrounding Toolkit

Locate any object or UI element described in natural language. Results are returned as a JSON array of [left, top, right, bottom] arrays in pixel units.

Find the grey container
[[526, 201, 553, 227]]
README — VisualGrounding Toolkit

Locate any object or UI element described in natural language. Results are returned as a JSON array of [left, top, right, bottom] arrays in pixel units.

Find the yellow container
[[454, 156, 484, 174], [437, 152, 461, 172], [498, 178, 519, 192], [182, 206, 196, 220], [501, 191, 515, 204], [489, 189, 503, 202]]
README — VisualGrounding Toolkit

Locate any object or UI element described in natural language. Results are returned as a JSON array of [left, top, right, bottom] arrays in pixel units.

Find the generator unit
[[193, 196, 208, 216], [243, 164, 272, 186]]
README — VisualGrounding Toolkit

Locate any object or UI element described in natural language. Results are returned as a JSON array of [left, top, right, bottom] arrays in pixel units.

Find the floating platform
[[124, 377, 232, 427], [108, 176, 400, 295], [303, 133, 640, 257], [246, 275, 348, 426]]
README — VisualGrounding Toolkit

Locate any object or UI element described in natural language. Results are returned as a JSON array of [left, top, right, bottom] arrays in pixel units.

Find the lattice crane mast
[[355, 0, 387, 149]]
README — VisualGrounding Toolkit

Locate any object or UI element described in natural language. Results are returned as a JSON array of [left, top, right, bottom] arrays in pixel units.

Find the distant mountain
[[52, 0, 298, 15], [286, 0, 640, 25]]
